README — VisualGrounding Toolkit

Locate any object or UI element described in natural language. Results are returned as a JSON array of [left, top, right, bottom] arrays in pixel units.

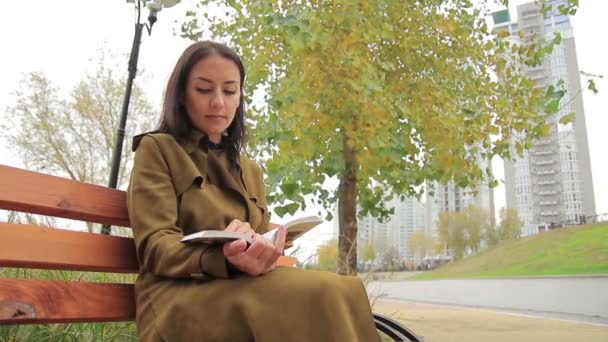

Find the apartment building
[[494, 0, 596, 235]]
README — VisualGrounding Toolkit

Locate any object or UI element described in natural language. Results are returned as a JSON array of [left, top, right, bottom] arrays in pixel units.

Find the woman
[[127, 41, 378, 341]]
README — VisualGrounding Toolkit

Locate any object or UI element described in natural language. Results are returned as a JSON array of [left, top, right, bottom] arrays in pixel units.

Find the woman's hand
[[222, 219, 287, 276]]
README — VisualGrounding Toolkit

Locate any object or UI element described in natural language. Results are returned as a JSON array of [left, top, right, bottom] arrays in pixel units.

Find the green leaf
[[587, 79, 599, 94], [275, 202, 300, 217], [280, 182, 299, 198], [546, 99, 560, 114], [496, 29, 510, 38], [559, 112, 576, 125]]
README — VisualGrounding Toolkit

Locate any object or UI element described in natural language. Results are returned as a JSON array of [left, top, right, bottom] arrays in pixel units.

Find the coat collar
[[134, 130, 235, 159], [183, 130, 207, 154], [183, 130, 241, 168]]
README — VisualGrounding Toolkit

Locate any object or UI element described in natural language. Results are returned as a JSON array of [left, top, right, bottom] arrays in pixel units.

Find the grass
[[414, 223, 608, 280], [0, 268, 137, 342]]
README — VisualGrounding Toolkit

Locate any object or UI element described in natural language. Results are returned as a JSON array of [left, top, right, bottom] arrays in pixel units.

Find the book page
[[181, 230, 253, 244], [182, 215, 323, 245], [284, 215, 323, 241], [263, 215, 324, 243]]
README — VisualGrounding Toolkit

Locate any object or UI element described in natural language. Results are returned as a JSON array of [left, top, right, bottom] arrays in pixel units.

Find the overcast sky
[[0, 1, 605, 257]]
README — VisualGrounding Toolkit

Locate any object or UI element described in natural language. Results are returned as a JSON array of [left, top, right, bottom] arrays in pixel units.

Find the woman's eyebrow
[[193, 76, 238, 85]]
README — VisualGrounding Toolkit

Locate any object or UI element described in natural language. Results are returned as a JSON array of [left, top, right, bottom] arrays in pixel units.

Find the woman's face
[[184, 54, 241, 144]]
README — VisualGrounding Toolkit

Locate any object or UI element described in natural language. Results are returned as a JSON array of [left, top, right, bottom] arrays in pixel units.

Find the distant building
[[340, 179, 491, 262], [494, 0, 596, 235], [427, 179, 494, 227], [426, 148, 495, 232], [338, 195, 427, 262]]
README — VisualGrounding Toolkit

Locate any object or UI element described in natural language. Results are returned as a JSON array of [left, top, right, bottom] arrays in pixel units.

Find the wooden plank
[[0, 279, 135, 324], [0, 165, 129, 227], [0, 222, 295, 272], [277, 256, 298, 267], [0, 224, 139, 273]]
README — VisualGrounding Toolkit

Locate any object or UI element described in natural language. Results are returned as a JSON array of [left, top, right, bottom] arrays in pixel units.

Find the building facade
[[494, 0, 596, 235], [356, 195, 427, 262], [353, 179, 492, 262]]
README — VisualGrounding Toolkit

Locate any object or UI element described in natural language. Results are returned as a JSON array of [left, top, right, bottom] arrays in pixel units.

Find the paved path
[[373, 299, 608, 342], [368, 277, 608, 325]]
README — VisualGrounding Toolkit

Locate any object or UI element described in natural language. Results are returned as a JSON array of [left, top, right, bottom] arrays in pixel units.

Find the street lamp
[[103, 0, 180, 235]]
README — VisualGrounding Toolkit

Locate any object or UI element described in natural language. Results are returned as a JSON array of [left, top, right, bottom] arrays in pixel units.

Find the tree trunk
[[337, 132, 358, 275], [488, 156, 496, 228]]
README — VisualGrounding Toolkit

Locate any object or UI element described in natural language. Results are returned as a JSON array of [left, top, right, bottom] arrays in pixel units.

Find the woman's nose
[[210, 90, 225, 109]]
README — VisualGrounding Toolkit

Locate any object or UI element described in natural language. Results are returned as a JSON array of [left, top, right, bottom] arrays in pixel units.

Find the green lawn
[[414, 223, 608, 280]]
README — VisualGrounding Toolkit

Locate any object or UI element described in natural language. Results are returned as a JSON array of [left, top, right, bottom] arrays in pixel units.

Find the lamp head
[[126, 0, 180, 8], [146, 0, 180, 12], [160, 0, 180, 8]]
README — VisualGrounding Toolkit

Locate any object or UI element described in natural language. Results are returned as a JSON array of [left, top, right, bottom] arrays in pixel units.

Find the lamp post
[[102, 0, 180, 235]]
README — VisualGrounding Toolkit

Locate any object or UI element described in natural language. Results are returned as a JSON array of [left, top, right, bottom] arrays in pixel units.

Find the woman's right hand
[[222, 219, 287, 276]]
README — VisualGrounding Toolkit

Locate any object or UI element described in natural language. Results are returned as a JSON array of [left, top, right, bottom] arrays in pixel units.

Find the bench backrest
[[0, 165, 295, 325]]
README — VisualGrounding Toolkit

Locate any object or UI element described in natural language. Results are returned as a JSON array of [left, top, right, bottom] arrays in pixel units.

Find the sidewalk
[[373, 299, 608, 342]]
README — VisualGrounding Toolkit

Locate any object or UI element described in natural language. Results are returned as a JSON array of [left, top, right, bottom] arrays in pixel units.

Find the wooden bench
[[0, 164, 420, 341]]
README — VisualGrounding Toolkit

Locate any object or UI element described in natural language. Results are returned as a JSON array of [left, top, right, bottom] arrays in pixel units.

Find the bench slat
[[0, 223, 297, 272], [0, 279, 135, 324], [0, 223, 139, 273], [0, 165, 130, 227]]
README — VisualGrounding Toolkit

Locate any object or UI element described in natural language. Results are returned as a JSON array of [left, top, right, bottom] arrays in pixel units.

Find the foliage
[[437, 206, 522, 259], [437, 205, 494, 259], [3, 53, 155, 188], [497, 207, 522, 241], [359, 243, 377, 263], [462, 204, 491, 253], [5, 210, 54, 228], [414, 223, 608, 280], [380, 247, 402, 272], [2, 53, 156, 233], [0, 322, 136, 342], [438, 211, 467, 259], [484, 221, 501, 248], [316, 239, 339, 272], [407, 230, 436, 262], [181, 0, 579, 274]]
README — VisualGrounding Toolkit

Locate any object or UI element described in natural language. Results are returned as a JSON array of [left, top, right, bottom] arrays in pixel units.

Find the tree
[[497, 208, 522, 242], [437, 205, 493, 257], [182, 0, 578, 274], [484, 222, 501, 248], [407, 230, 435, 264], [3, 55, 156, 233], [462, 204, 491, 253], [359, 243, 376, 265], [381, 247, 401, 272], [316, 240, 339, 272], [437, 211, 468, 260]]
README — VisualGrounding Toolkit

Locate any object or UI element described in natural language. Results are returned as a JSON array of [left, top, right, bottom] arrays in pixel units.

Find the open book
[[180, 215, 323, 245]]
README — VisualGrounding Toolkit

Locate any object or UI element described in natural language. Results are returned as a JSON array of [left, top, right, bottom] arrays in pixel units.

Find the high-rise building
[[427, 181, 493, 221], [355, 180, 493, 261], [334, 178, 491, 263], [356, 196, 427, 261], [494, 0, 596, 236]]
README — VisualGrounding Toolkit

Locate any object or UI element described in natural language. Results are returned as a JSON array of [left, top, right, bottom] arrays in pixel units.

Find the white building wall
[[497, 0, 595, 235]]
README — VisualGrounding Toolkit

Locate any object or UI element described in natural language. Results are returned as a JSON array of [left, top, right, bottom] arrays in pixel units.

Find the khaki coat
[[127, 132, 377, 342]]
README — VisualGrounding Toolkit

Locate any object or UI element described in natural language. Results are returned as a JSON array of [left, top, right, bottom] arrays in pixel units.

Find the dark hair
[[157, 41, 246, 161]]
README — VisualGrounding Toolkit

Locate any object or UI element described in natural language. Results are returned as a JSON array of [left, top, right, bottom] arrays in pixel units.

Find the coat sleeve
[[127, 135, 229, 280]]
